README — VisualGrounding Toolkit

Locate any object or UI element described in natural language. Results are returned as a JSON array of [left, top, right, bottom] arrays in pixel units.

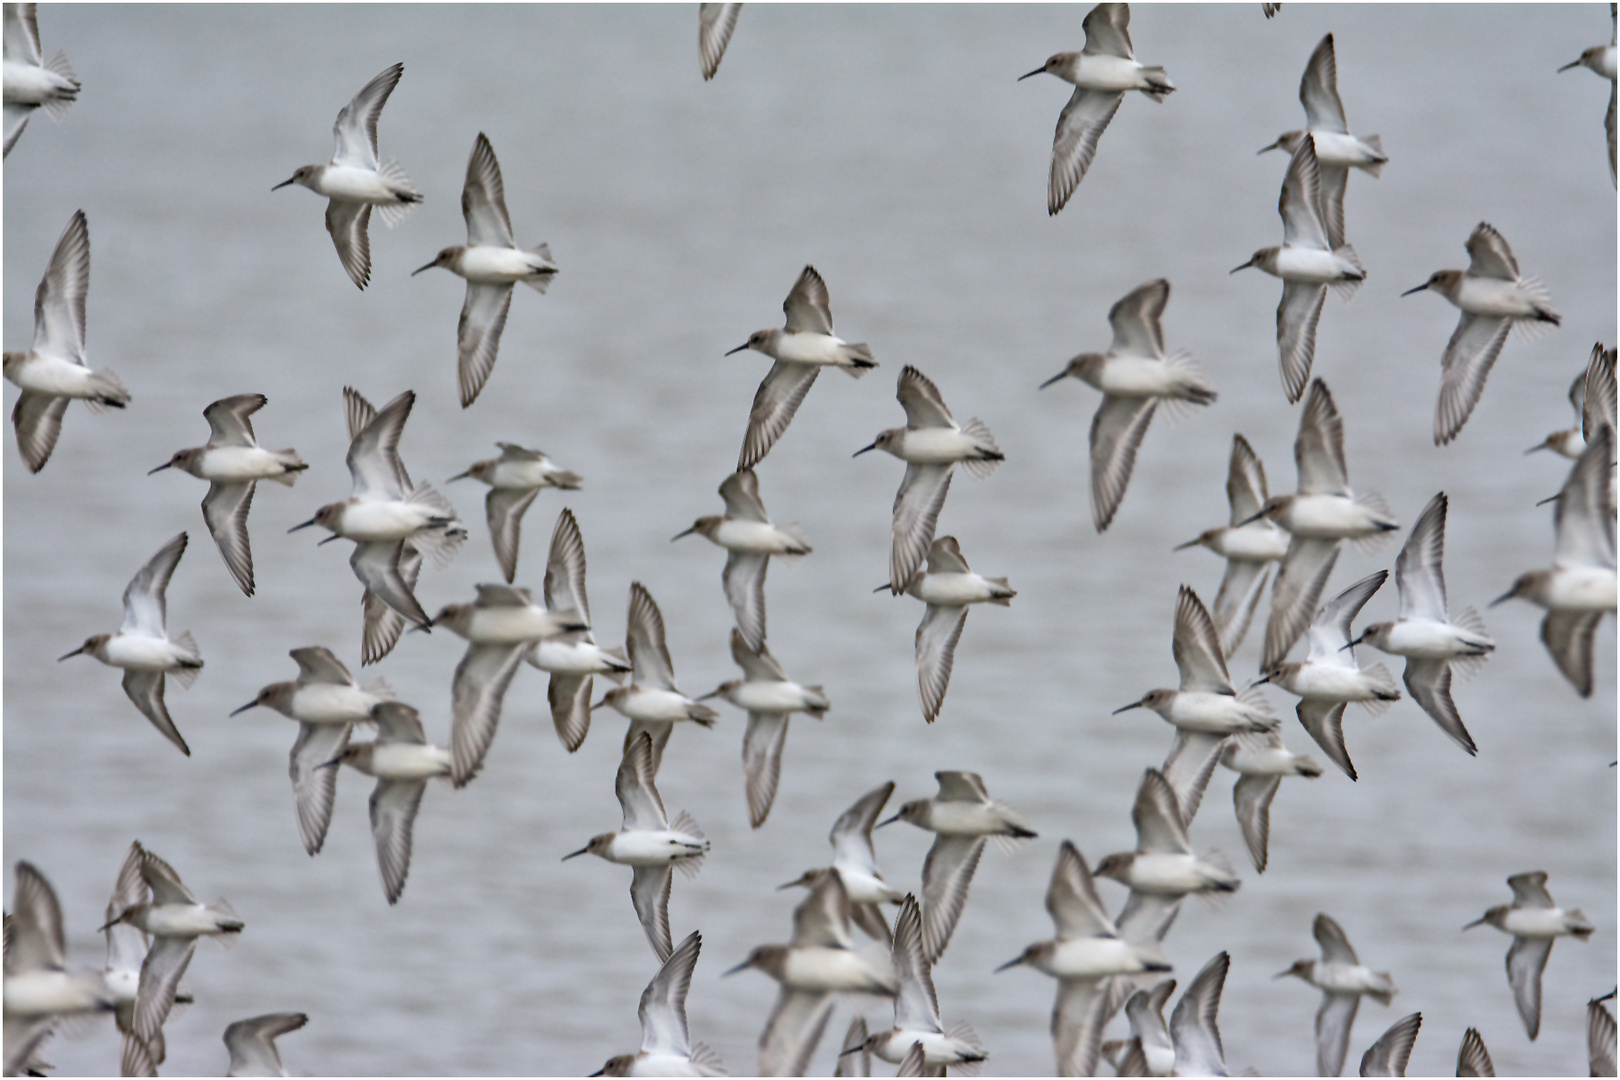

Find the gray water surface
[[4, 5, 1615, 1076]]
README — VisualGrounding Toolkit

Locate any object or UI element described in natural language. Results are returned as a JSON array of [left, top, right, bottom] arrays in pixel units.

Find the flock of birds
[[2, 2, 1617, 1077]]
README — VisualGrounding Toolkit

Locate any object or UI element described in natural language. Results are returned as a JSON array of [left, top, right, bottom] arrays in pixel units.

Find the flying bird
[[1, 2, 78, 157]]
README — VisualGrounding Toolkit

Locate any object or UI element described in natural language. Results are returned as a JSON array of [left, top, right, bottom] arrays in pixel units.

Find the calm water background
[[4, 4, 1615, 1076]]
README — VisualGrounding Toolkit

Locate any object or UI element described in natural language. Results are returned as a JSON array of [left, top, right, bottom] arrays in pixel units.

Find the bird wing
[[1435, 312, 1512, 445], [782, 265, 834, 335], [1161, 730, 1228, 827], [758, 989, 835, 1078], [617, 731, 670, 831], [448, 642, 529, 787], [640, 930, 700, 1056], [11, 391, 70, 474], [935, 771, 991, 802], [740, 359, 822, 471], [1053, 977, 1113, 1078], [1046, 840, 1118, 939], [6, 863, 66, 973], [630, 865, 676, 964], [1133, 768, 1191, 855], [830, 782, 895, 876], [331, 62, 402, 170], [915, 603, 969, 724], [351, 541, 431, 633], [698, 2, 743, 81], [1263, 536, 1340, 671], [627, 583, 678, 690], [1555, 426, 1616, 570], [120, 532, 187, 637], [547, 673, 593, 754], [1295, 378, 1351, 496], [544, 508, 593, 624], [924, 536, 971, 575], [1395, 493, 1448, 621], [1227, 434, 1269, 523], [3, 3, 43, 66], [792, 869, 854, 949], [1278, 138, 1330, 250], [1506, 871, 1555, 909], [892, 463, 953, 593], [1455, 1027, 1494, 1077], [123, 669, 191, 757], [1173, 585, 1235, 693], [346, 389, 413, 500], [1297, 700, 1355, 780], [133, 936, 197, 1046], [372, 700, 427, 744], [290, 645, 354, 686], [1213, 559, 1270, 660], [723, 551, 770, 655], [741, 712, 791, 829], [1231, 774, 1281, 874], [1276, 282, 1327, 406], [32, 209, 89, 363], [461, 132, 513, 247], [719, 468, 771, 523], [324, 199, 373, 290], [456, 282, 515, 408], [202, 480, 257, 597], [1170, 952, 1230, 1078], [1403, 659, 1476, 756], [1108, 279, 1170, 359], [897, 365, 955, 428], [487, 486, 540, 585], [891, 896, 944, 1034], [1464, 222, 1520, 281], [1048, 88, 1124, 216], [920, 835, 987, 962], [224, 1012, 307, 1077], [1298, 34, 1349, 132], [1306, 570, 1387, 662], [202, 394, 265, 448], [1082, 2, 1134, 58], [290, 721, 351, 856], [370, 778, 427, 905], [1090, 393, 1158, 532]]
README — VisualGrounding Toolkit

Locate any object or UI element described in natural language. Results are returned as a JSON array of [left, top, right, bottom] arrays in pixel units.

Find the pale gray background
[[4, 4, 1615, 1076]]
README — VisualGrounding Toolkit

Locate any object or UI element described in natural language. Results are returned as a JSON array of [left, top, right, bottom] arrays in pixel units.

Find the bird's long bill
[[993, 955, 1025, 973], [446, 468, 475, 482], [1229, 259, 1256, 275], [288, 517, 319, 533], [57, 645, 87, 661], [1233, 509, 1267, 528], [317, 533, 342, 546], [147, 462, 172, 475], [671, 525, 699, 541], [1488, 589, 1516, 608], [561, 845, 591, 861], [875, 812, 901, 828], [695, 688, 721, 702], [872, 584, 891, 593], [1400, 283, 1430, 297], [1271, 967, 1295, 979], [317, 756, 346, 770], [723, 343, 751, 356], [776, 874, 811, 891], [590, 697, 610, 711], [721, 958, 753, 977], [271, 176, 298, 191], [852, 441, 879, 458], [1534, 492, 1561, 507], [1172, 536, 1203, 551], [1339, 635, 1364, 652], [1252, 672, 1273, 686], [410, 260, 438, 276], [1461, 915, 1489, 930], [1558, 58, 1583, 72], [1038, 371, 1069, 390], [1111, 701, 1144, 715], [228, 701, 260, 717], [1016, 67, 1045, 81], [1256, 138, 1287, 155]]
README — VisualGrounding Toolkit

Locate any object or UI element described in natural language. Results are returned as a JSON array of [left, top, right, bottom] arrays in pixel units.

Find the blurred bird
[[1100, 979, 1176, 1077], [1174, 435, 1288, 656], [1358, 1012, 1420, 1077], [1095, 770, 1240, 934], [1217, 731, 1322, 874], [1039, 278, 1215, 532], [699, 3, 742, 80], [273, 63, 421, 289], [223, 1012, 307, 1077], [780, 782, 907, 944], [60, 532, 202, 756], [413, 133, 558, 407], [1527, 344, 1616, 460], [854, 895, 986, 1074], [1493, 425, 1616, 697], [525, 509, 630, 752], [1556, 3, 1617, 184], [1277, 913, 1395, 1078], [701, 628, 829, 828], [1169, 952, 1233, 1078], [1465, 871, 1593, 1040], [230, 646, 393, 856], [595, 583, 718, 777], [1, 2, 78, 157], [1454, 1027, 1493, 1077], [1019, 2, 1175, 215], [880, 771, 1036, 963], [449, 443, 581, 583]]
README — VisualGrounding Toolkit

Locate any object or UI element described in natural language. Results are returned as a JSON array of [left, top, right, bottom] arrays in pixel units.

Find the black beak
[[1112, 701, 1144, 715], [852, 441, 878, 458], [147, 462, 172, 475], [288, 518, 318, 533], [271, 176, 297, 191], [228, 701, 259, 716], [1017, 67, 1045, 81], [411, 259, 438, 276], [1400, 283, 1429, 297], [1038, 371, 1068, 390], [724, 343, 750, 356]]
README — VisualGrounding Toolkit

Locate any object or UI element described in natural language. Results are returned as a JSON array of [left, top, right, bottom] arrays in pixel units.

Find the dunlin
[[1493, 425, 1616, 697], [1403, 222, 1560, 445], [1174, 435, 1289, 657], [1218, 731, 1322, 874], [1019, 2, 1175, 215], [149, 394, 306, 597], [230, 646, 393, 856], [327, 701, 453, 905], [729, 265, 876, 470], [1465, 871, 1593, 1040], [857, 366, 1002, 594], [674, 468, 810, 652], [1256, 378, 1398, 673], [855, 895, 986, 1072], [1347, 493, 1493, 755], [2, 861, 114, 1076], [1095, 769, 1240, 906], [780, 782, 907, 945], [60, 532, 202, 756], [448, 443, 581, 584], [592, 930, 725, 1077], [701, 628, 828, 828], [1262, 570, 1400, 781], [1557, 3, 1617, 184], [1232, 139, 1365, 403], [595, 583, 718, 777], [1039, 278, 1215, 532], [1100, 979, 1176, 1077], [274, 63, 421, 289], [413, 133, 557, 407], [1277, 913, 1395, 1078], [1, 2, 78, 157], [899, 536, 1014, 724], [525, 508, 630, 752], [564, 732, 708, 963], [879, 770, 1035, 963], [995, 841, 1170, 1077], [1261, 33, 1387, 255], [3, 210, 128, 473]]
